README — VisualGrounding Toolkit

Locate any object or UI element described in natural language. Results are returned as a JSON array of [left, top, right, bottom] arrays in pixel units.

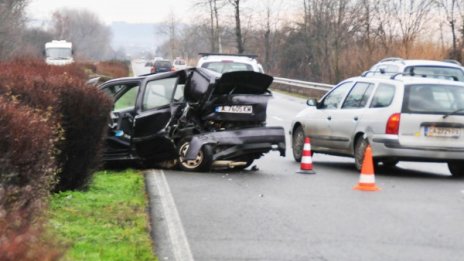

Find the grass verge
[[48, 170, 156, 261]]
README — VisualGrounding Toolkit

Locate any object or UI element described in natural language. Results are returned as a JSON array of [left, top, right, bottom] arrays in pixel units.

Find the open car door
[[132, 71, 187, 160]]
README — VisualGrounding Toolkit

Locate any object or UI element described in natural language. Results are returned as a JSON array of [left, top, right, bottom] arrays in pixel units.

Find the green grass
[[48, 170, 156, 261]]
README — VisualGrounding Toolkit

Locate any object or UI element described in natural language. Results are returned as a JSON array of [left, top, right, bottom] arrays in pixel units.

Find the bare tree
[[385, 0, 435, 57], [166, 11, 179, 59], [0, 0, 28, 60], [51, 9, 114, 61], [228, 0, 245, 53], [438, 0, 462, 60], [21, 27, 54, 58], [194, 0, 225, 52]]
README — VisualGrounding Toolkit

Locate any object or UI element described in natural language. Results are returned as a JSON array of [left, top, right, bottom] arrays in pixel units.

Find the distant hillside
[[110, 22, 167, 57]]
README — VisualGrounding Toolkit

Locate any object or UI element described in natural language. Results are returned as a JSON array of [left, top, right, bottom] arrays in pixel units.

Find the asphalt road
[[136, 61, 464, 261]]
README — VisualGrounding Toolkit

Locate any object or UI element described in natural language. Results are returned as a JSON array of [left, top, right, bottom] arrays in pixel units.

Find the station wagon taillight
[[386, 113, 401, 135]]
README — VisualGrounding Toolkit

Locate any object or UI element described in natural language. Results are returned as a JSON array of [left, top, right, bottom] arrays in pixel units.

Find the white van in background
[[45, 40, 74, 66]]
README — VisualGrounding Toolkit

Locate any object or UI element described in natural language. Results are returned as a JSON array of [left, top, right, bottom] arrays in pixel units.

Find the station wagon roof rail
[[389, 72, 459, 81]]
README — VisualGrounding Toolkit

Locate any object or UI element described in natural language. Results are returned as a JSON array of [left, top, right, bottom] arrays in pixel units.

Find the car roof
[[345, 75, 464, 87], [100, 75, 146, 85], [372, 58, 463, 69]]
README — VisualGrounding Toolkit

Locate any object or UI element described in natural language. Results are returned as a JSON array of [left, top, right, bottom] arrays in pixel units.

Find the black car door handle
[[327, 116, 332, 120], [354, 116, 358, 121]]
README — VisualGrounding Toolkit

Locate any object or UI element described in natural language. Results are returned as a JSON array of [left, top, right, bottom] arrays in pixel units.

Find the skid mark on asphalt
[[146, 170, 194, 261]]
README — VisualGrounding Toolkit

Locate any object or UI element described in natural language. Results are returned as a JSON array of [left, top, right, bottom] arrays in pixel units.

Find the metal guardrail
[[273, 77, 333, 91]]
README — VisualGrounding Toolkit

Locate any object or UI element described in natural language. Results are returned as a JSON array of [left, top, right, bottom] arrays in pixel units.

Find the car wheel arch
[[352, 132, 366, 155], [292, 122, 304, 135]]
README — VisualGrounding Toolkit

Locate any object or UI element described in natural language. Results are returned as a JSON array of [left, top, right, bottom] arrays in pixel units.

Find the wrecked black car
[[99, 68, 286, 171]]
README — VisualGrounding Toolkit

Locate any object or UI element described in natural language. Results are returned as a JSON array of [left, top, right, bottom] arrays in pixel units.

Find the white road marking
[[272, 116, 283, 121], [461, 190, 464, 195], [146, 170, 194, 261]]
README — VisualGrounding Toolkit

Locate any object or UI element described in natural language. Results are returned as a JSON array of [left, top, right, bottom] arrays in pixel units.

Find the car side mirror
[[306, 98, 317, 107]]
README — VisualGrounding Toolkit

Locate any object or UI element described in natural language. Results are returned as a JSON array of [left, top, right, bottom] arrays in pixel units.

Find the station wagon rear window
[[202, 62, 253, 73], [403, 84, 464, 115], [404, 66, 464, 82]]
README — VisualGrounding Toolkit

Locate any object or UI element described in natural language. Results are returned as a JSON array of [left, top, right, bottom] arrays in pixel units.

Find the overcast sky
[[27, 0, 195, 24]]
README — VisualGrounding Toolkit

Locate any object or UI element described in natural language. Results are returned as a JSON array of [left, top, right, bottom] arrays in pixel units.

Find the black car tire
[[177, 138, 213, 172], [354, 137, 369, 171], [448, 161, 464, 178], [292, 125, 306, 162]]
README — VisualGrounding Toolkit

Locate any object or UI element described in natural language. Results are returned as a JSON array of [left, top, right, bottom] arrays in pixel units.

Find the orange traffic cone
[[353, 145, 380, 191], [297, 137, 316, 174]]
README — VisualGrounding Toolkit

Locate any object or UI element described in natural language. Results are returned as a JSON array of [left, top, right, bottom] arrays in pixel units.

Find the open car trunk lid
[[213, 71, 273, 95]]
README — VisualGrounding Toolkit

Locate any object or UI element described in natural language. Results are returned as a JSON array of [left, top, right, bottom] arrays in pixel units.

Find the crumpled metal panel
[[184, 126, 286, 161]]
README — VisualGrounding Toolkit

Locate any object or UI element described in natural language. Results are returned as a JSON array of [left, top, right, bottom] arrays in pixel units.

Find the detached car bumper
[[185, 127, 286, 161], [371, 136, 464, 162]]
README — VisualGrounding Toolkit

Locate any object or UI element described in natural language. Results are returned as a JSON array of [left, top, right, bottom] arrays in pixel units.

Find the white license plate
[[424, 126, 461, 138], [215, 105, 253, 114]]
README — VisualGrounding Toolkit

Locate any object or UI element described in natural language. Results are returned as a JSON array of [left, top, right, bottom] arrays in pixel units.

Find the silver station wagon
[[290, 74, 464, 177]]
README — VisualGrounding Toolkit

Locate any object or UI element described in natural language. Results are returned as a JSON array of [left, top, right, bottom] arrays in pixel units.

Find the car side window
[[102, 84, 125, 98], [173, 84, 185, 102], [370, 84, 395, 108], [342, 82, 374, 109], [114, 85, 139, 111], [319, 82, 352, 109], [143, 77, 178, 110]]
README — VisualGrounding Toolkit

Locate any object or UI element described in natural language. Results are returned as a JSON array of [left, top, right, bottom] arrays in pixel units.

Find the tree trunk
[[209, 0, 216, 52], [231, 0, 244, 53], [213, 0, 222, 52]]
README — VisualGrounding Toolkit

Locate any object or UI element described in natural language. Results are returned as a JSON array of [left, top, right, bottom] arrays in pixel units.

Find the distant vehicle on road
[[197, 53, 264, 74], [44, 40, 74, 66], [290, 74, 464, 177], [98, 68, 286, 171], [365, 58, 464, 82], [173, 57, 188, 70], [150, 59, 175, 74]]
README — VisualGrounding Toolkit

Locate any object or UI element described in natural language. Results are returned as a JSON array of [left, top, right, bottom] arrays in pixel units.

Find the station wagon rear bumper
[[371, 137, 464, 161], [185, 127, 286, 161]]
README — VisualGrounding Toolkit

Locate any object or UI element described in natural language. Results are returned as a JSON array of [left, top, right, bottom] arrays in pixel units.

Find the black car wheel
[[292, 125, 305, 162], [177, 139, 213, 172], [354, 137, 369, 171], [448, 161, 464, 178]]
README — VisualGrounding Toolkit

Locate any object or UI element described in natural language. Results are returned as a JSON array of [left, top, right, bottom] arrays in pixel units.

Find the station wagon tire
[[292, 126, 306, 162], [448, 161, 464, 178], [354, 137, 369, 171], [177, 138, 213, 172]]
